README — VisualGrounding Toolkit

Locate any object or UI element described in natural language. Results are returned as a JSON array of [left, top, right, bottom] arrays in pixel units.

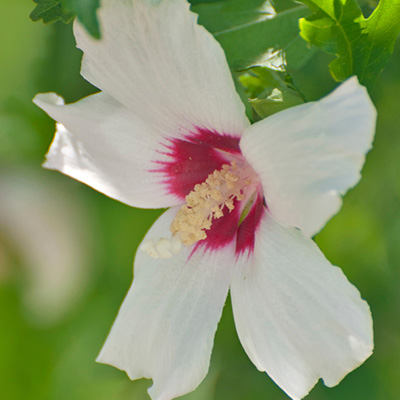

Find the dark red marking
[[152, 128, 240, 200], [235, 194, 265, 257], [192, 193, 265, 257], [193, 202, 241, 254], [188, 128, 241, 154], [152, 127, 264, 257]]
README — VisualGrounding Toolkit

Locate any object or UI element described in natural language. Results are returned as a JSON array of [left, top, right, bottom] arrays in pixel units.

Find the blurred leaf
[[30, 0, 73, 24], [192, 0, 275, 33], [299, 0, 400, 89], [30, 0, 100, 38], [209, 4, 315, 71], [239, 67, 304, 120]]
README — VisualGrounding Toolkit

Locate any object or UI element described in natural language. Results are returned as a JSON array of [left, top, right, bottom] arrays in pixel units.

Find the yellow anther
[[170, 161, 249, 246], [225, 198, 234, 211]]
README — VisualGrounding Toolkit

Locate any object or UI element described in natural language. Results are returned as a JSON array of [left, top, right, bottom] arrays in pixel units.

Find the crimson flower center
[[171, 160, 255, 246]]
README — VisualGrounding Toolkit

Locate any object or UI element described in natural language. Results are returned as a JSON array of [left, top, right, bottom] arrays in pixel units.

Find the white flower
[[33, 0, 376, 399]]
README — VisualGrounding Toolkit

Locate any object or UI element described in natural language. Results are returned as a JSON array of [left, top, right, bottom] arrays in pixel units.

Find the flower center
[[141, 160, 258, 259], [170, 161, 250, 246]]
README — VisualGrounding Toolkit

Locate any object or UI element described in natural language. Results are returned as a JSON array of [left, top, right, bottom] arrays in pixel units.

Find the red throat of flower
[[143, 128, 265, 258]]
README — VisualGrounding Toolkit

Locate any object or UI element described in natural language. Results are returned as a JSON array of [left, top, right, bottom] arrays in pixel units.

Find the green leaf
[[249, 86, 304, 119], [299, 0, 400, 89], [188, 0, 223, 5], [239, 67, 304, 120], [30, 0, 100, 38], [63, 0, 100, 39], [191, 1, 314, 121], [271, 0, 301, 12], [30, 0, 73, 24], [192, 0, 275, 34], [207, 4, 314, 71], [360, 0, 400, 87]]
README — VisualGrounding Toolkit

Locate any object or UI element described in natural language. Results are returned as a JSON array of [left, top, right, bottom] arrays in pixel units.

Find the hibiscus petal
[[230, 212, 373, 400], [97, 207, 234, 400], [240, 77, 376, 237], [74, 0, 249, 137], [34, 92, 183, 208]]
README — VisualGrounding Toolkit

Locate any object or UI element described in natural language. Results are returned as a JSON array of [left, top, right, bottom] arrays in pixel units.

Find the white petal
[[231, 212, 373, 400], [34, 92, 182, 208], [74, 0, 249, 137], [97, 207, 235, 400], [240, 77, 376, 237]]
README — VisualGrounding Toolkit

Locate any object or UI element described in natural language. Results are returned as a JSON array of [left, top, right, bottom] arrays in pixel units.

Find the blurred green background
[[0, 0, 399, 399]]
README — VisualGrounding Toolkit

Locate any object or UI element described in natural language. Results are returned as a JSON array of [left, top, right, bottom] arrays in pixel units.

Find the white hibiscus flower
[[33, 0, 376, 399]]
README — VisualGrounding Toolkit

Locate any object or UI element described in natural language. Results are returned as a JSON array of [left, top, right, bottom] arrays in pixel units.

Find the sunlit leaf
[[239, 67, 304, 120], [299, 0, 400, 89]]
